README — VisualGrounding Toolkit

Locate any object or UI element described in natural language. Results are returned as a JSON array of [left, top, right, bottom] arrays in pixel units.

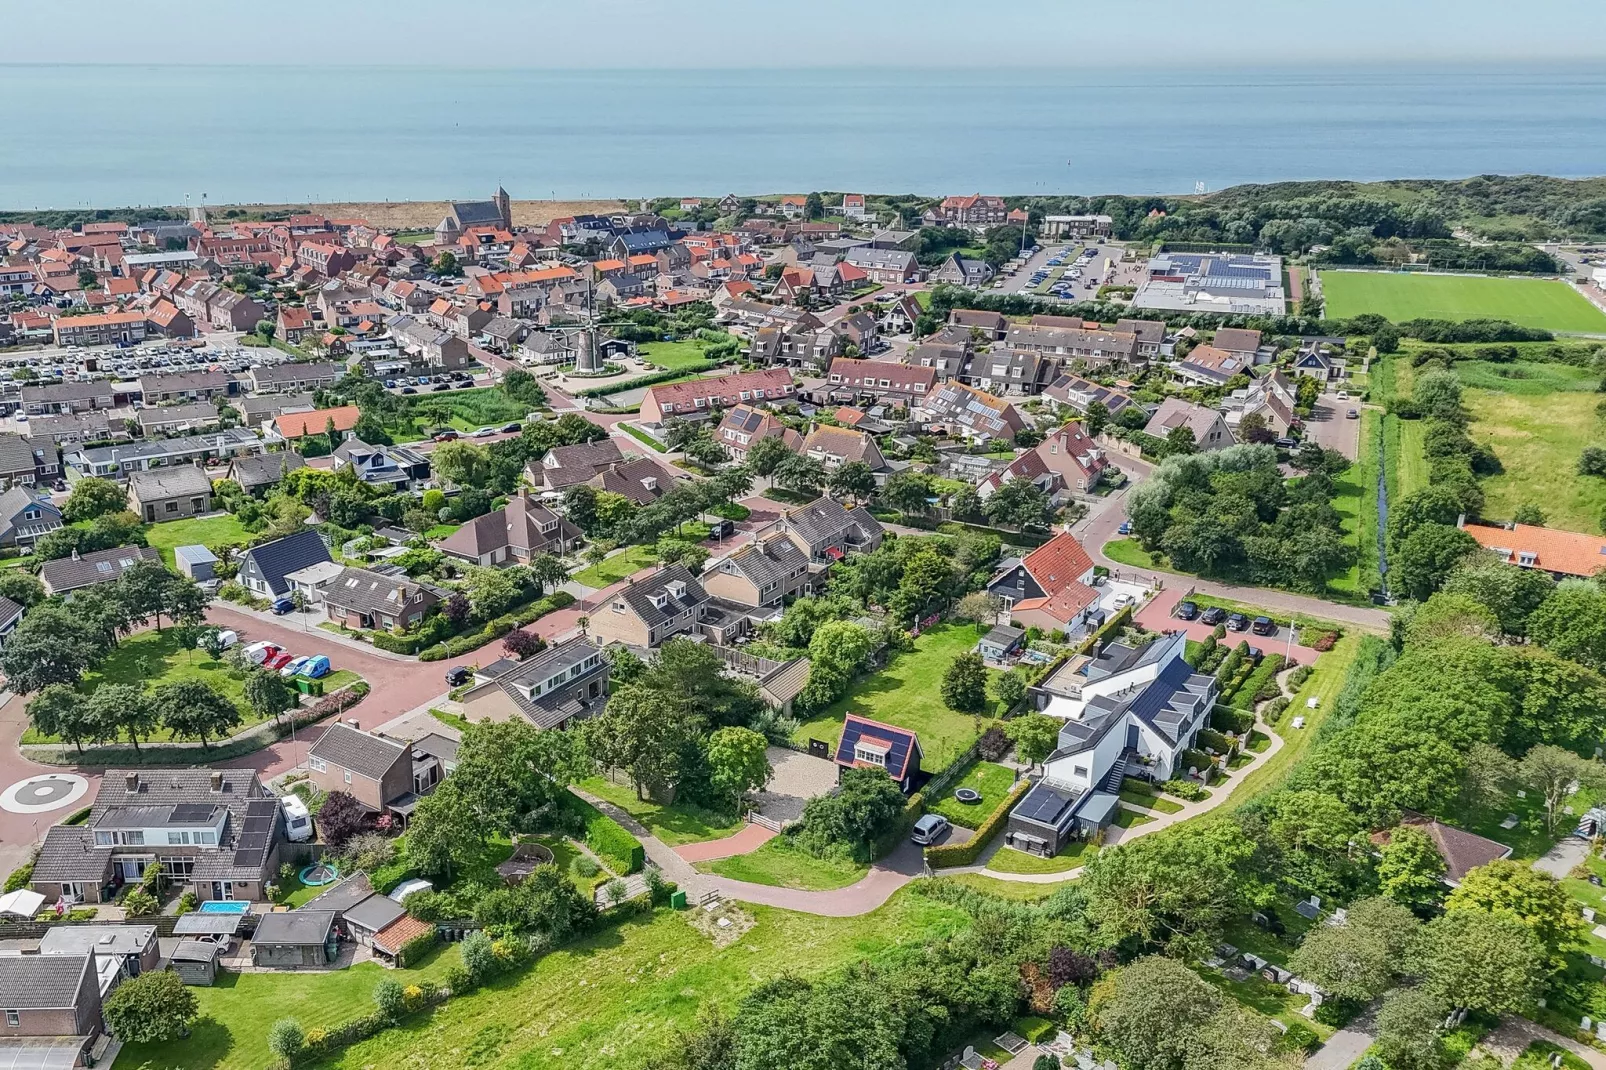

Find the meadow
[[1320, 270, 1606, 333]]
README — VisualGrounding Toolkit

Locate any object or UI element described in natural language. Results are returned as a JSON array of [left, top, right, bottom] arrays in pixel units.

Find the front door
[[1125, 724, 1139, 750], [212, 881, 234, 901]]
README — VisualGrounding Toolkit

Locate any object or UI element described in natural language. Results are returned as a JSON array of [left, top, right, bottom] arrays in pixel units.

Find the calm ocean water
[[2, 64, 1605, 209]]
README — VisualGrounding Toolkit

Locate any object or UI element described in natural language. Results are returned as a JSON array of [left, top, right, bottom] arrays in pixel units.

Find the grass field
[[1320, 270, 1606, 333], [1462, 368, 1606, 529], [1353, 409, 1384, 595], [577, 776, 743, 847], [571, 524, 708, 589], [927, 760, 1018, 829], [1327, 421, 1368, 598], [637, 339, 724, 373], [22, 629, 255, 744], [789, 623, 1004, 769], [699, 836, 868, 890], [386, 387, 530, 439], [144, 513, 254, 565]]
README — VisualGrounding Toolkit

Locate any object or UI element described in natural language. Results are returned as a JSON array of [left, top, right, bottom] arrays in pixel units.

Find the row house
[[911, 340, 971, 381], [748, 325, 844, 370], [139, 369, 230, 404], [175, 280, 266, 332], [51, 310, 147, 348], [801, 423, 887, 477], [638, 367, 795, 425], [276, 306, 315, 343], [250, 361, 342, 394], [949, 309, 1010, 340], [960, 349, 1058, 397], [21, 380, 119, 415], [823, 357, 937, 407], [1005, 324, 1139, 368], [841, 245, 925, 285], [389, 315, 471, 368], [1116, 318, 1167, 359]]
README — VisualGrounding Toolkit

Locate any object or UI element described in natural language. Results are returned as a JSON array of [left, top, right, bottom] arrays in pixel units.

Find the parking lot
[[0, 333, 288, 383], [1005, 242, 1127, 303], [1135, 588, 1322, 664]]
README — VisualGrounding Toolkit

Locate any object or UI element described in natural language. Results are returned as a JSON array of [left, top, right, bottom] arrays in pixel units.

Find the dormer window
[[650, 592, 668, 609], [1518, 551, 1537, 567], [854, 741, 888, 766]]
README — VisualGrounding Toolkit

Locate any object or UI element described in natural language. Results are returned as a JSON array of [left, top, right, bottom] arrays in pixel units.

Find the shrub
[[1195, 728, 1234, 754], [3, 861, 32, 893], [1314, 997, 1363, 1027], [1287, 664, 1314, 689], [268, 1018, 306, 1064], [460, 930, 495, 982], [121, 889, 159, 917], [372, 977, 405, 1021], [1178, 748, 1214, 776], [1210, 706, 1253, 734], [976, 725, 1012, 761], [303, 1027, 329, 1053], [573, 855, 599, 879], [442, 962, 470, 995], [561, 794, 644, 873], [344, 832, 397, 873], [1277, 1022, 1321, 1053], [1263, 697, 1291, 719], [175, 890, 198, 915], [927, 779, 1031, 868], [603, 878, 628, 906], [396, 927, 438, 968], [401, 984, 425, 1012], [1161, 779, 1208, 801], [1310, 630, 1339, 652], [644, 867, 670, 905]]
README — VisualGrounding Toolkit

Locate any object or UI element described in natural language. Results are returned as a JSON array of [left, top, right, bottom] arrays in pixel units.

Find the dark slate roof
[[0, 595, 21, 629], [308, 724, 406, 782], [784, 495, 879, 548], [449, 200, 504, 228], [128, 465, 213, 501], [40, 545, 160, 594], [240, 529, 332, 596], [720, 535, 808, 590], [613, 563, 707, 629], [0, 954, 92, 1009], [834, 714, 922, 780], [597, 457, 677, 505], [30, 824, 112, 884], [324, 567, 438, 617], [254, 910, 335, 946], [0, 433, 37, 475], [1011, 779, 1086, 833], [172, 939, 221, 963], [230, 451, 306, 489], [475, 638, 608, 730], [343, 893, 406, 934], [533, 439, 623, 489]]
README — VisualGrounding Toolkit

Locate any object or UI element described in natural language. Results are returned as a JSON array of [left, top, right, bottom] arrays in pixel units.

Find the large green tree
[[0, 606, 107, 694], [61, 476, 127, 522], [1444, 859, 1582, 969], [1411, 909, 1545, 1014], [941, 651, 989, 713], [1287, 896, 1418, 1002], [102, 970, 197, 1044], [1376, 825, 1448, 910], [705, 726, 773, 808], [1391, 524, 1479, 601], [1527, 580, 1606, 672], [152, 680, 241, 747]]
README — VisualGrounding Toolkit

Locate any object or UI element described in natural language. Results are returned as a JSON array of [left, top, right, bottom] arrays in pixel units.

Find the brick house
[[323, 567, 441, 632]]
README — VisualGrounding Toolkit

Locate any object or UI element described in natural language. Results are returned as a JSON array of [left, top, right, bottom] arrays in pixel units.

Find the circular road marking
[[0, 774, 89, 815]]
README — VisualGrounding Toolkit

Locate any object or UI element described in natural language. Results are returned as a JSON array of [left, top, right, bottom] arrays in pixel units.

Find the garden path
[[1479, 1016, 1606, 1070]]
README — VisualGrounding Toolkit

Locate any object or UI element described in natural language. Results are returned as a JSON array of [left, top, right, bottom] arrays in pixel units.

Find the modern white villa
[[1004, 631, 1217, 855]]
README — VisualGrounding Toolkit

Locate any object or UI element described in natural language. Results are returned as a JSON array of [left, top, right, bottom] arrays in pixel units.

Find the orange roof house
[[270, 405, 361, 441], [1460, 520, 1606, 579]]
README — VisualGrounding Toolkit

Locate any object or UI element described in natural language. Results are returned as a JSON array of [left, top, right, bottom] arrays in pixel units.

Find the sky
[[2, 0, 1604, 65]]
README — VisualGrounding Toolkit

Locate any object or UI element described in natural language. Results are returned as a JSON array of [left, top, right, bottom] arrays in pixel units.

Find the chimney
[[209, 771, 223, 793], [124, 772, 140, 793]]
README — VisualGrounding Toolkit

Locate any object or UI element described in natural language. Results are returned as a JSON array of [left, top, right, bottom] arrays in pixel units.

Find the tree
[[61, 476, 127, 522], [950, 483, 982, 521], [1512, 502, 1546, 526], [744, 434, 791, 479], [431, 440, 489, 488], [1287, 897, 1417, 1002], [828, 460, 876, 504], [153, 680, 241, 747], [794, 767, 906, 860], [317, 790, 370, 849], [705, 726, 772, 808], [1518, 744, 1606, 835], [955, 591, 1002, 628], [1445, 859, 1582, 968], [1164, 425, 1197, 456], [1392, 524, 1479, 601], [267, 1018, 305, 1064], [244, 669, 297, 725], [1402, 591, 1498, 646], [991, 667, 1030, 712], [773, 452, 825, 496], [1441, 556, 1554, 636], [1527, 580, 1606, 672], [1376, 825, 1448, 910], [501, 367, 546, 408], [102, 970, 197, 1044], [1083, 400, 1109, 438], [1374, 985, 1448, 1070], [985, 478, 1052, 531], [1007, 714, 1060, 770], [880, 471, 934, 518], [1088, 955, 1279, 1070], [1238, 412, 1274, 445], [1577, 445, 1606, 477], [1459, 741, 1516, 810], [27, 684, 99, 753], [406, 779, 478, 879], [804, 191, 824, 219], [941, 651, 989, 713], [0, 606, 107, 694], [451, 718, 583, 829], [1411, 909, 1545, 1014], [531, 553, 569, 591], [255, 319, 276, 342], [500, 628, 544, 659], [0, 570, 43, 608], [432, 251, 461, 276], [89, 683, 158, 752]]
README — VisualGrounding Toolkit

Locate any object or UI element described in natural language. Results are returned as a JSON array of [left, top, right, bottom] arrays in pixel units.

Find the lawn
[[421, 523, 461, 540], [386, 387, 530, 440], [698, 836, 868, 891], [301, 890, 968, 1070], [577, 776, 743, 847], [1118, 779, 1184, 815], [789, 622, 1005, 769], [1353, 408, 1384, 596], [1101, 537, 1159, 570], [144, 513, 254, 565], [1326, 415, 1369, 598], [927, 760, 1019, 829], [620, 422, 668, 452], [321, 668, 361, 692], [935, 873, 1060, 901], [21, 629, 255, 744], [637, 339, 724, 372], [114, 945, 460, 1070], [572, 545, 657, 588], [1459, 367, 1606, 530], [1320, 270, 1606, 333], [1397, 414, 1430, 499]]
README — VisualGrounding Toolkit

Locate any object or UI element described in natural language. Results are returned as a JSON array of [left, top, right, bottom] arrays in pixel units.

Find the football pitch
[[1320, 270, 1606, 334]]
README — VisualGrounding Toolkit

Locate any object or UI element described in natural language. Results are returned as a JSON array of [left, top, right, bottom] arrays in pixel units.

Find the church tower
[[495, 186, 512, 230]]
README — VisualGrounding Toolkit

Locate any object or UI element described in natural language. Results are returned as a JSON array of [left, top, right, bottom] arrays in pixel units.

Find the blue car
[[299, 655, 331, 679], [270, 597, 295, 615], [1118, 520, 1132, 535]]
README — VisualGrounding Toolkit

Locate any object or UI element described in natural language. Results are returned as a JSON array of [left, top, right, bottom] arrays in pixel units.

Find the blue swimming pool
[[198, 900, 250, 915]]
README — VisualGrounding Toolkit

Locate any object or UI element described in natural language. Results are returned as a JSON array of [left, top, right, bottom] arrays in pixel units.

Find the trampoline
[[954, 788, 982, 804], [299, 861, 341, 887]]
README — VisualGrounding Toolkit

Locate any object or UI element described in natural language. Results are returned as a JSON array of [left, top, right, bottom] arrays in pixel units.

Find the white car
[[1113, 594, 1136, 609]]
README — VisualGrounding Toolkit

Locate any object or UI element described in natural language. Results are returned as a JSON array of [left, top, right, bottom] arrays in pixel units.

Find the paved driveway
[[1304, 396, 1362, 460]]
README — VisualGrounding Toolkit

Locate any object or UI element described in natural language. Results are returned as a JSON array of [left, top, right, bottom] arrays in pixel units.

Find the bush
[[1263, 697, 1291, 719], [1286, 664, 1314, 689], [1177, 748, 1214, 776], [1314, 997, 1363, 1027], [1161, 778, 1208, 801], [1195, 728, 1234, 754], [1210, 706, 1253, 735], [976, 725, 1011, 761], [573, 855, 599, 879], [926, 779, 1032, 868], [460, 929, 495, 982], [268, 1017, 306, 1063], [395, 927, 438, 968], [3, 861, 32, 893], [372, 977, 405, 1021], [175, 889, 198, 915], [442, 962, 470, 995], [1308, 630, 1339, 652], [1277, 1022, 1321, 1053], [122, 889, 159, 916]]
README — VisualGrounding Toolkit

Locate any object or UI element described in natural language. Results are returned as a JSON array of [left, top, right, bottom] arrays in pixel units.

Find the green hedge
[[417, 592, 576, 662], [3, 862, 32, 893], [394, 927, 438, 968], [561, 793, 644, 874], [1230, 654, 1287, 711], [572, 365, 718, 398], [925, 778, 1031, 869], [1210, 706, 1254, 735]]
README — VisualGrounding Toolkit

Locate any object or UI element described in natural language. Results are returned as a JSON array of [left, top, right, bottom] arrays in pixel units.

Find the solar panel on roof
[[242, 816, 272, 834], [236, 832, 267, 853], [246, 799, 278, 817], [170, 803, 216, 822]]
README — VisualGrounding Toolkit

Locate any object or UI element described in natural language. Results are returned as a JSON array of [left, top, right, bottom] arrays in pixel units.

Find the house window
[[1518, 551, 1537, 567], [344, 769, 353, 784], [5, 1011, 17, 1028], [1073, 766, 1088, 778], [164, 500, 178, 513], [309, 756, 327, 773]]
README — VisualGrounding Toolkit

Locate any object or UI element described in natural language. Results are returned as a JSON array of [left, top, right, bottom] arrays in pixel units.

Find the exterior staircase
[[1100, 753, 1130, 794]]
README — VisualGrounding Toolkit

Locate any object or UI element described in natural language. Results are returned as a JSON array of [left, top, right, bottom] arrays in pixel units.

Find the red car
[[262, 649, 295, 671]]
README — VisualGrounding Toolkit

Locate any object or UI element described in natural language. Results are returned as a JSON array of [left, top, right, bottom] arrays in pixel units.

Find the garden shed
[[170, 939, 219, 985], [251, 910, 337, 968], [343, 894, 406, 948]]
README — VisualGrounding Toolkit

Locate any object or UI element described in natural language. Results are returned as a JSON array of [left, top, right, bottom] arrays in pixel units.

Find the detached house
[[306, 723, 457, 826], [459, 637, 609, 730], [236, 529, 333, 600], [591, 456, 681, 506], [716, 404, 801, 464], [833, 714, 924, 794], [437, 488, 582, 567], [769, 495, 885, 564], [127, 465, 213, 523], [330, 439, 431, 491], [979, 422, 1109, 505], [0, 486, 62, 548], [986, 530, 1100, 631], [323, 567, 441, 632], [1143, 398, 1234, 451], [801, 424, 886, 478], [526, 439, 624, 492], [1006, 632, 1216, 855]]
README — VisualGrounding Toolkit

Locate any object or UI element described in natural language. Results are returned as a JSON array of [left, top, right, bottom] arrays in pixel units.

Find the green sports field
[[1320, 271, 1606, 334]]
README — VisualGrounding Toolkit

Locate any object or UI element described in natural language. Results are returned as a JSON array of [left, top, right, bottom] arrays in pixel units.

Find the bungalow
[[323, 567, 441, 632], [639, 367, 794, 425], [1006, 632, 1216, 855], [267, 405, 362, 445], [1143, 398, 1235, 451], [0, 955, 105, 1059], [1369, 812, 1513, 886], [1459, 520, 1606, 580], [833, 714, 923, 794], [139, 370, 230, 405], [250, 361, 342, 394], [127, 465, 213, 523], [136, 402, 221, 438], [227, 451, 306, 496], [948, 309, 1010, 340], [236, 529, 333, 600], [40, 545, 161, 597], [458, 637, 610, 730]]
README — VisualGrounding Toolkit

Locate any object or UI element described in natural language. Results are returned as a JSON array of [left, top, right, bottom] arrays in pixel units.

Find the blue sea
[[2, 63, 1605, 209]]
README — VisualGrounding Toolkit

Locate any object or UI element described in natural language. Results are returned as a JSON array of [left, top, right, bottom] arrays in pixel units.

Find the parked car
[[1251, 616, 1276, 636], [199, 629, 238, 650], [1177, 601, 1199, 621], [299, 655, 332, 679], [1201, 606, 1227, 626], [445, 666, 472, 687], [499, 422, 522, 433], [241, 641, 276, 665], [910, 814, 951, 845], [1113, 594, 1136, 610], [1117, 520, 1132, 535], [1246, 646, 1265, 666], [280, 655, 310, 677], [270, 596, 295, 615], [706, 518, 736, 540], [432, 429, 460, 442], [1227, 612, 1250, 632], [262, 649, 294, 672], [1346, 409, 1359, 419], [471, 426, 497, 437]]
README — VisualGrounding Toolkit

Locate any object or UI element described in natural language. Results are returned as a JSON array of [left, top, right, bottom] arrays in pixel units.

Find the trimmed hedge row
[[417, 592, 577, 662], [571, 364, 719, 398], [925, 777, 1031, 869], [561, 793, 644, 874]]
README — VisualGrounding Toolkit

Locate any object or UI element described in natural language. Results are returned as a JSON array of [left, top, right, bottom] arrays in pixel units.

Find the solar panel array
[[170, 803, 217, 824], [232, 799, 279, 869]]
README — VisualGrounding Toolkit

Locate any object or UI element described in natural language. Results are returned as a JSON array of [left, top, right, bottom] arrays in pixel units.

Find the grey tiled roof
[[30, 825, 111, 884], [128, 464, 213, 501], [239, 529, 332, 596], [722, 535, 808, 590], [614, 564, 707, 629], [229, 451, 306, 489], [324, 567, 438, 618], [0, 432, 37, 475], [309, 723, 406, 782], [0, 954, 93, 1009], [40, 544, 160, 594], [343, 893, 406, 934]]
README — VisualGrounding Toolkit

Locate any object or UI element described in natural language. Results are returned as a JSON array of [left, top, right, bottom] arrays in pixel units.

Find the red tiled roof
[[274, 405, 360, 439], [1463, 521, 1606, 579], [1022, 530, 1094, 595]]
